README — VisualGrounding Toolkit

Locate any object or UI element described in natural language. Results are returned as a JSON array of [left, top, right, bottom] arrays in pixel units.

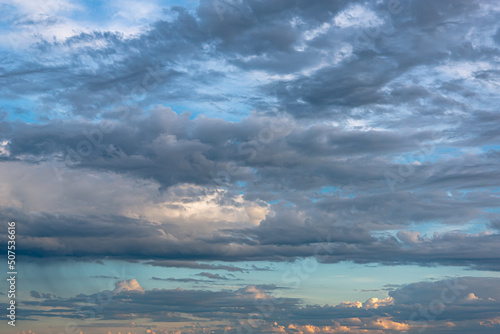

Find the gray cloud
[[197, 272, 228, 280], [1, 104, 500, 270]]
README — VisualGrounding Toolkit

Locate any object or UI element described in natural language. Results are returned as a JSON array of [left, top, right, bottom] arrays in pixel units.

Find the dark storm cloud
[[1, 202, 499, 271], [1, 105, 500, 270], [5, 108, 500, 192], [2, 109, 440, 189]]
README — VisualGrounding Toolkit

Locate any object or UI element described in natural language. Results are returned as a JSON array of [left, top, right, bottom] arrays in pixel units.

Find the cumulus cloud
[[1, 108, 500, 270], [362, 297, 394, 309], [396, 230, 421, 244], [113, 279, 144, 294]]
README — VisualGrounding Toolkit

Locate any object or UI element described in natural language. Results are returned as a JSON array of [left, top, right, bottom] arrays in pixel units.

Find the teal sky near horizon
[[8, 259, 500, 302]]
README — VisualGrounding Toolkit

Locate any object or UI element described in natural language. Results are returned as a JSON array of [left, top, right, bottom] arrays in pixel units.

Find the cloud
[[144, 260, 247, 272], [90, 275, 121, 279], [113, 279, 144, 294], [2, 0, 500, 332], [0, 0, 492, 122], [463, 292, 480, 302], [30, 290, 54, 299], [18, 276, 500, 333], [0, 146, 499, 270], [197, 272, 228, 280], [151, 277, 208, 284], [362, 297, 394, 309], [396, 230, 421, 244]]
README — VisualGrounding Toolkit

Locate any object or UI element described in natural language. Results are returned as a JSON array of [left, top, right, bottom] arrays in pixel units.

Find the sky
[[0, 0, 500, 333]]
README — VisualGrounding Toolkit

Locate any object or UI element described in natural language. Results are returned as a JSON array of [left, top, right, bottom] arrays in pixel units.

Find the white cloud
[[113, 279, 144, 294], [397, 230, 421, 244], [0, 141, 9, 157], [303, 22, 331, 41], [237, 285, 272, 300], [339, 296, 394, 310], [339, 301, 362, 308], [363, 296, 394, 309], [370, 317, 410, 331], [464, 292, 480, 302], [0, 161, 269, 232], [126, 183, 270, 229]]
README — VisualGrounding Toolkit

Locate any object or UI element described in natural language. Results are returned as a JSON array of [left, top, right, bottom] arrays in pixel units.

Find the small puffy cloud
[[286, 323, 352, 333], [339, 301, 362, 308], [464, 292, 480, 302], [363, 297, 394, 309], [396, 230, 421, 244], [0, 140, 9, 157], [237, 285, 272, 300], [370, 317, 410, 331], [113, 279, 144, 294], [480, 317, 500, 327], [339, 296, 394, 310]]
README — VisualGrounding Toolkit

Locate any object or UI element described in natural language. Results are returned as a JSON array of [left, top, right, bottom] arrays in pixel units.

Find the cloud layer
[[1, 0, 500, 333], [18, 277, 500, 333]]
